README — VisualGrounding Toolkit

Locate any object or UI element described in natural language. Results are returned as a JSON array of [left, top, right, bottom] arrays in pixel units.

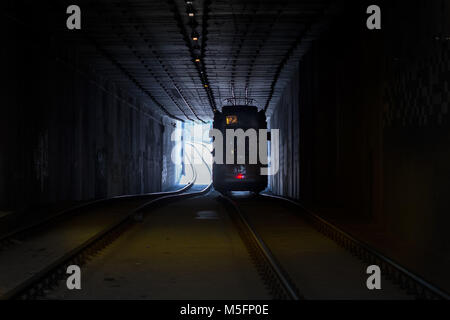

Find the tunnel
[[1, 0, 449, 304]]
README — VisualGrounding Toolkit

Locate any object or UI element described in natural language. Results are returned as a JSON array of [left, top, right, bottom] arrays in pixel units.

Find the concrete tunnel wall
[[269, 0, 450, 263], [0, 20, 181, 213]]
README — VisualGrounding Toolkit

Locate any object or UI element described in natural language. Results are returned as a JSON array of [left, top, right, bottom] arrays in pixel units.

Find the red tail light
[[235, 173, 245, 179]]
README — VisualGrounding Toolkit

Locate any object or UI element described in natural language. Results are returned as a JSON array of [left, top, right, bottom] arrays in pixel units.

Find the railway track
[[189, 143, 427, 300], [3, 143, 297, 300], [0, 170, 196, 252], [216, 194, 302, 300], [230, 193, 449, 300], [0, 159, 201, 300], [257, 193, 450, 300], [191, 142, 301, 300], [2, 142, 446, 300], [187, 141, 442, 298]]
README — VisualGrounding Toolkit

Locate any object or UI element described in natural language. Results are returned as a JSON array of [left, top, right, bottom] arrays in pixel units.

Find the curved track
[[2, 143, 447, 300], [0, 165, 196, 251], [0, 159, 203, 300]]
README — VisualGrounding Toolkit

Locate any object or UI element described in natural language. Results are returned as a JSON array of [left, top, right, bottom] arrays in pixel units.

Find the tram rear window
[[226, 115, 238, 125]]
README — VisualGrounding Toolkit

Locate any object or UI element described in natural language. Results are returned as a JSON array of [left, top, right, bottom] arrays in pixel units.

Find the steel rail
[[196, 140, 302, 299], [132, 149, 212, 217], [186, 142, 212, 174], [216, 194, 303, 300], [260, 193, 450, 300], [0, 165, 196, 249], [0, 162, 199, 300]]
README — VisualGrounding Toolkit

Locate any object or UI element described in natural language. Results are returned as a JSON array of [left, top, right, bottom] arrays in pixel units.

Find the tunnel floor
[[46, 192, 269, 300], [314, 208, 450, 295], [0, 140, 440, 299], [0, 198, 148, 295], [0, 189, 415, 299], [237, 196, 410, 299]]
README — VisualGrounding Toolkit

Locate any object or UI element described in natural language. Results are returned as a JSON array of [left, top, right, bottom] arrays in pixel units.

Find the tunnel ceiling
[[30, 0, 337, 122]]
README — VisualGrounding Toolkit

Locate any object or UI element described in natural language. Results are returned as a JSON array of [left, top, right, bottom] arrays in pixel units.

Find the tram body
[[212, 105, 268, 193]]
